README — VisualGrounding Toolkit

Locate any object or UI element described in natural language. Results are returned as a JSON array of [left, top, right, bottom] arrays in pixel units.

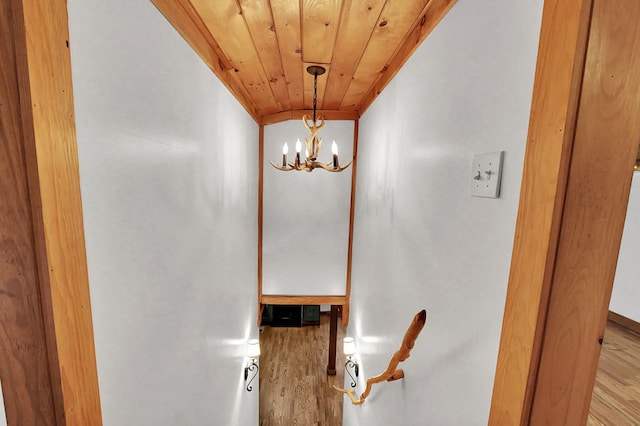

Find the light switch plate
[[470, 151, 504, 198]]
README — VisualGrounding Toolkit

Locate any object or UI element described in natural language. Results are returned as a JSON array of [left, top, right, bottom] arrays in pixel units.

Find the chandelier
[[270, 66, 352, 172]]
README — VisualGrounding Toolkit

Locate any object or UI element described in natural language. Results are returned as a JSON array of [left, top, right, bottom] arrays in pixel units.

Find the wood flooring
[[259, 313, 346, 426], [259, 316, 640, 425], [588, 320, 640, 425]]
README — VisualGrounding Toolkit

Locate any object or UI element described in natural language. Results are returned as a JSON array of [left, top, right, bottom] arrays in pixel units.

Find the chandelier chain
[[313, 72, 318, 123]]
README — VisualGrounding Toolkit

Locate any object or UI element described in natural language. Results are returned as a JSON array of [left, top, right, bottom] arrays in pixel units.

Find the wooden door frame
[[3, 0, 638, 424], [1, 0, 102, 424], [490, 0, 640, 423]]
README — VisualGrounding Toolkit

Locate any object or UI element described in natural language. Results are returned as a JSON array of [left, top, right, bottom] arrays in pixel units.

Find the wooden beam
[[20, 0, 103, 423], [490, 0, 640, 423], [260, 110, 358, 126], [1, 0, 60, 422], [257, 125, 264, 327], [261, 295, 347, 306], [2, 0, 102, 424], [529, 0, 640, 422], [343, 119, 359, 327], [326, 305, 339, 376], [489, 0, 594, 422]]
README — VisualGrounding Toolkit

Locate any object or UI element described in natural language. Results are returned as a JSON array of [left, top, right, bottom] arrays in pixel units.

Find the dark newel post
[[327, 305, 338, 375]]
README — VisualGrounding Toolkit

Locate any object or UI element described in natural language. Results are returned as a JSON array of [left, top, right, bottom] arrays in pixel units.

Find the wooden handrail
[[334, 309, 427, 405]]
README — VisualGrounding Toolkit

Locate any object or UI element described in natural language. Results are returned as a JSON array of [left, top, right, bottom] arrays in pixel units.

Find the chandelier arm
[[313, 160, 353, 172], [303, 115, 313, 133], [303, 115, 325, 132], [293, 161, 309, 171], [305, 137, 322, 160], [269, 160, 294, 171]]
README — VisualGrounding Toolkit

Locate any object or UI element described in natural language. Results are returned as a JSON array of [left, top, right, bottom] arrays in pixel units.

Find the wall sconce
[[343, 337, 359, 388], [244, 339, 260, 392]]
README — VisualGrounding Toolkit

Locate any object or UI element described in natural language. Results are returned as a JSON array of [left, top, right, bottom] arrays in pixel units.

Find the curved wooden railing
[[333, 309, 427, 405]]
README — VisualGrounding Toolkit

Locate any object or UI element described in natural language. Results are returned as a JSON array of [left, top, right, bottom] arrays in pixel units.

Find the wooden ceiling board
[[191, 0, 280, 115], [271, 0, 305, 110], [357, 0, 458, 114], [153, 0, 458, 124], [239, 0, 291, 112], [323, 0, 388, 110], [151, 0, 261, 121], [300, 0, 343, 64], [340, 0, 431, 110]]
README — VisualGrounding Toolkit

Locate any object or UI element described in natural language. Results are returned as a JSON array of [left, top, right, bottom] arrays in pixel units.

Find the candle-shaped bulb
[[331, 140, 339, 168], [295, 139, 301, 167], [282, 142, 288, 167]]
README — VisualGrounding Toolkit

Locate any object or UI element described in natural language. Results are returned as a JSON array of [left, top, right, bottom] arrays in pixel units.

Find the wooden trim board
[[530, 1, 640, 420], [327, 306, 339, 375], [343, 118, 359, 326], [258, 125, 264, 327], [1, 0, 103, 424], [608, 311, 640, 336], [490, 0, 594, 421], [261, 295, 347, 306], [1, 1, 61, 422], [260, 110, 358, 126]]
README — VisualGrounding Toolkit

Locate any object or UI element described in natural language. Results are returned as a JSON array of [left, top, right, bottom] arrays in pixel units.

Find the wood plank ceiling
[[151, 0, 457, 125]]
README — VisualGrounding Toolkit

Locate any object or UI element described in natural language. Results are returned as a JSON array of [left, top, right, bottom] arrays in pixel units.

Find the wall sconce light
[[343, 337, 359, 388], [244, 339, 260, 392]]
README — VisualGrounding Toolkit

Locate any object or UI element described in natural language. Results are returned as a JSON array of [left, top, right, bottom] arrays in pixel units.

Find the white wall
[[344, 0, 543, 424], [262, 120, 354, 295], [67, 1, 259, 425], [610, 174, 640, 322]]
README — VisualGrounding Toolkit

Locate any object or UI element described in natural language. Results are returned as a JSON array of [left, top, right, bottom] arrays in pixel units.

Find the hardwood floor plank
[[589, 320, 640, 425], [260, 313, 346, 425]]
